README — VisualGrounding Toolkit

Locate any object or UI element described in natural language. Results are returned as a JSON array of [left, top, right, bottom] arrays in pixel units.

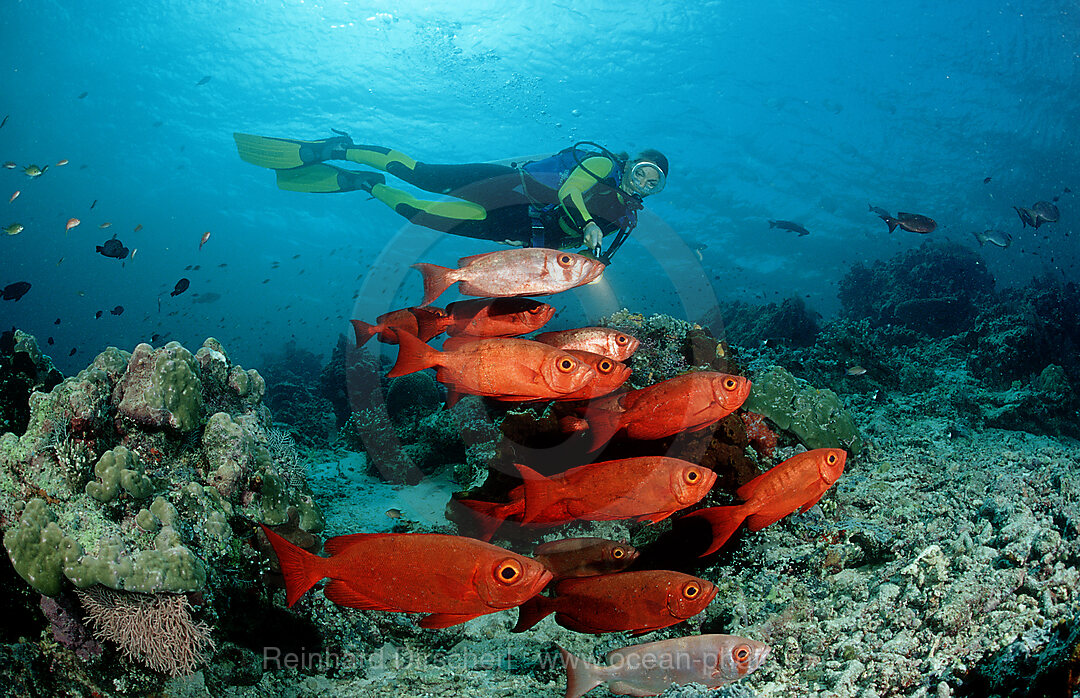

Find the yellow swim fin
[[233, 132, 352, 170], [275, 163, 385, 193]]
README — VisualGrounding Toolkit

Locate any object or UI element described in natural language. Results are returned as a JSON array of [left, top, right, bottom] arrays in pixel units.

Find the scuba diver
[[233, 131, 668, 264]]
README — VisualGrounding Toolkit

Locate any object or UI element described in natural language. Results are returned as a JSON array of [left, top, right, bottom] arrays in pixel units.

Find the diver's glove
[[583, 221, 603, 258]]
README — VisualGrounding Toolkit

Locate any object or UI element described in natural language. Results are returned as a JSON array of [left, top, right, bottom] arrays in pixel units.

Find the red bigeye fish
[[533, 327, 640, 361], [532, 538, 639, 582], [437, 297, 557, 338], [682, 448, 847, 556], [513, 570, 717, 635], [388, 332, 594, 403], [556, 634, 770, 698], [576, 372, 751, 451], [557, 350, 631, 400], [411, 248, 605, 306], [456, 457, 716, 541], [260, 525, 551, 629], [350, 306, 447, 348]]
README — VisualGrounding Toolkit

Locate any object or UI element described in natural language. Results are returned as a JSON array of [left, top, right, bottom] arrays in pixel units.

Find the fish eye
[[827, 452, 838, 465], [685, 469, 700, 483], [723, 378, 738, 391], [683, 582, 700, 599], [733, 645, 750, 662], [557, 254, 573, 267], [615, 335, 629, 345], [495, 559, 523, 584], [557, 358, 576, 373], [612, 547, 625, 559], [598, 359, 613, 373]]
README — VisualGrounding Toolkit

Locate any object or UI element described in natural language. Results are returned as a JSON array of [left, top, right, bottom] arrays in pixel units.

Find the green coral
[[744, 365, 864, 454], [148, 342, 205, 432], [85, 446, 153, 502], [2, 499, 82, 596]]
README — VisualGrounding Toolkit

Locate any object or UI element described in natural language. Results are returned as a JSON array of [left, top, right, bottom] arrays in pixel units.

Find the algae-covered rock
[[2, 499, 82, 596], [115, 342, 204, 433], [744, 365, 863, 454]]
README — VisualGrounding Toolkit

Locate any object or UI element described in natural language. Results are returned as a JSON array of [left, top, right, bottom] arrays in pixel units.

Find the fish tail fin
[[681, 505, 748, 557], [411, 262, 459, 306], [512, 594, 554, 633], [411, 306, 449, 340], [454, 497, 517, 541], [259, 524, 326, 607], [514, 463, 552, 524], [767, 220, 776, 229], [556, 643, 606, 698], [387, 330, 440, 378], [350, 319, 377, 348]]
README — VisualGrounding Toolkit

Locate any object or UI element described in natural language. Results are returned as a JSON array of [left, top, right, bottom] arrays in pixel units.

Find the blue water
[[2, 1, 1077, 375]]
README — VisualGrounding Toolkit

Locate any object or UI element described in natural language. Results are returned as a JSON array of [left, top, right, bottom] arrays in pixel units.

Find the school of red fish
[[261, 247, 847, 697]]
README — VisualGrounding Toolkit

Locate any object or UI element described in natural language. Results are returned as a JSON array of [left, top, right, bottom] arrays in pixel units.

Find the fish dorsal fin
[[457, 251, 496, 267], [441, 336, 484, 352]]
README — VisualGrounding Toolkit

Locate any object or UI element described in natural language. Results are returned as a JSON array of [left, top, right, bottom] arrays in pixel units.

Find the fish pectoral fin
[[639, 511, 673, 524], [418, 612, 483, 629], [796, 490, 828, 514], [323, 580, 397, 611]]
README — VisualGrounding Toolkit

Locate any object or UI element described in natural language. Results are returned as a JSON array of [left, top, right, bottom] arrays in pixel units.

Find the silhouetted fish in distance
[[768, 220, 810, 236]]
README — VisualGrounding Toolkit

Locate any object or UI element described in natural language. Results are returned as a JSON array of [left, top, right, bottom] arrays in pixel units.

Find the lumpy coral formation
[[0, 336, 324, 679]]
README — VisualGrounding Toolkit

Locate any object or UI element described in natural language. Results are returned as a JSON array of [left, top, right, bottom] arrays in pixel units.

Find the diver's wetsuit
[[339, 144, 643, 253]]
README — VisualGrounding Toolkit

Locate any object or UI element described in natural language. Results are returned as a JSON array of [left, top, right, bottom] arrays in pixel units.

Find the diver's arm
[[557, 156, 615, 230]]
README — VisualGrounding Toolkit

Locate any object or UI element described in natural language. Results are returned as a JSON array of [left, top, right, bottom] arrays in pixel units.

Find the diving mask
[[626, 160, 666, 196]]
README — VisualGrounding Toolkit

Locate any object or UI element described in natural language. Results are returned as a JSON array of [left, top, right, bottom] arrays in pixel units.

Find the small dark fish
[[972, 230, 1012, 249], [1014, 206, 1040, 229], [880, 212, 936, 234], [95, 310, 103, 319], [218, 263, 227, 268], [110, 305, 124, 316], [768, 220, 810, 236], [47, 337, 54, 345], [151, 333, 161, 342], [69, 348, 77, 356], [199, 231, 211, 249], [1, 281, 31, 301], [1065, 187, 1072, 194], [1032, 201, 1059, 223], [292, 254, 301, 259], [196, 75, 212, 85], [54, 318, 60, 325], [0, 115, 7, 129], [96, 234, 130, 260], [184, 265, 193, 271], [90, 199, 97, 209], [262, 279, 270, 284], [983, 177, 992, 184], [191, 265, 201, 271], [171, 278, 190, 296], [868, 204, 891, 217], [133, 224, 143, 232], [78, 92, 88, 99]]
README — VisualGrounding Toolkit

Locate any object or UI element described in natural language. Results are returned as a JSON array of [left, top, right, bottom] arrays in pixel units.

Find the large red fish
[[513, 570, 717, 635], [411, 248, 605, 306], [389, 331, 594, 402], [533, 327, 640, 361], [260, 525, 551, 628], [682, 448, 847, 556], [435, 298, 556, 338], [456, 457, 716, 541], [575, 371, 751, 451], [557, 634, 770, 698], [350, 306, 447, 348]]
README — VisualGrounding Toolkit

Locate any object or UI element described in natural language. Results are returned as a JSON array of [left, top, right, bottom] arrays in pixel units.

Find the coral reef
[[258, 339, 336, 448], [837, 241, 995, 337], [709, 296, 822, 348], [0, 336, 324, 683], [0, 328, 63, 436]]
